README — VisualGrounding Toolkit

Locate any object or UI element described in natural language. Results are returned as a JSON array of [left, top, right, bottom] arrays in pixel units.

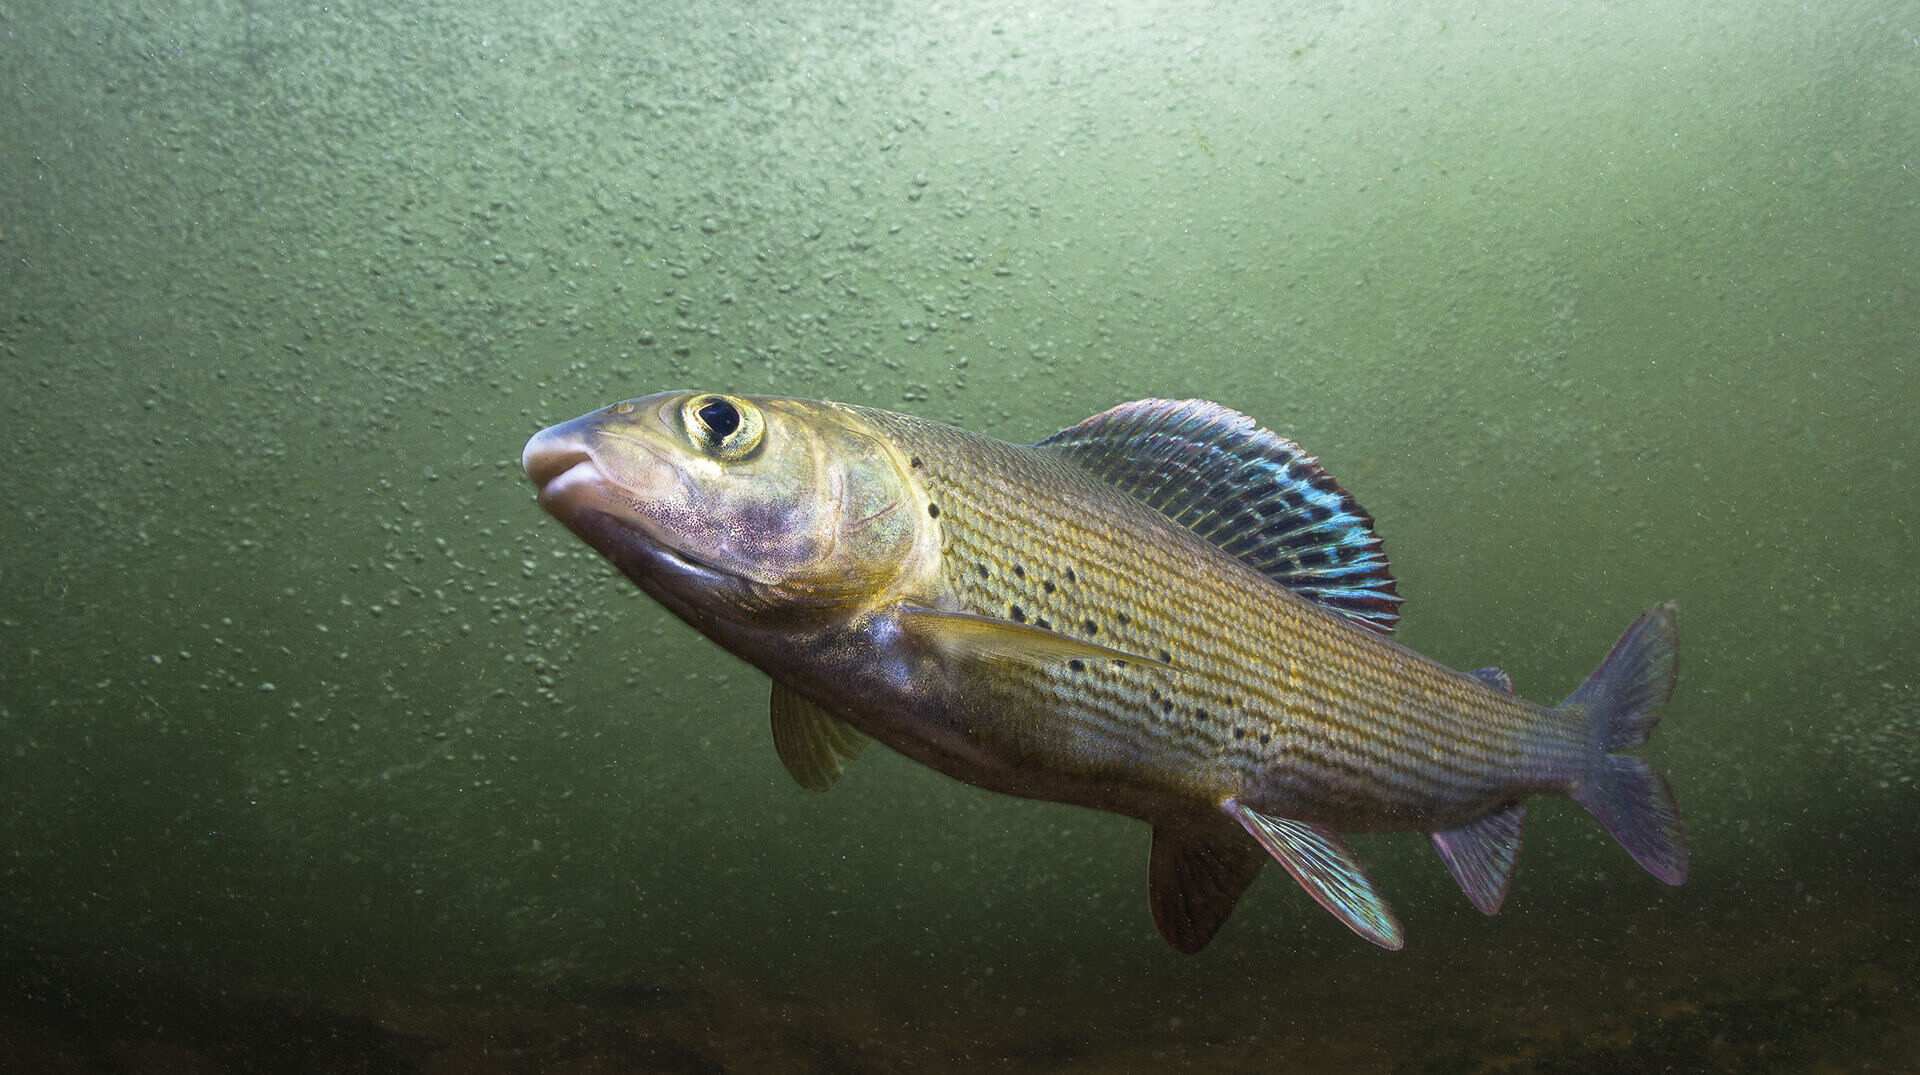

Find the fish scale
[[524, 391, 1687, 951], [858, 404, 1572, 825]]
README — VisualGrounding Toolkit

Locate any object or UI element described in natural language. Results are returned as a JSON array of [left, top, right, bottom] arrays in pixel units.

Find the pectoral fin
[[896, 605, 1169, 669], [1148, 825, 1267, 954], [769, 681, 868, 791], [1224, 800, 1404, 950]]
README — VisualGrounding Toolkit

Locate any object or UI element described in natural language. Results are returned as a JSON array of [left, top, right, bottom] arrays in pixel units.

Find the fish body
[[523, 392, 1686, 951]]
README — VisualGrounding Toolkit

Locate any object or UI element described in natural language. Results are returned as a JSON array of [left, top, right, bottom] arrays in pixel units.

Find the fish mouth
[[522, 421, 602, 504], [524, 446, 590, 495], [521, 424, 738, 589], [521, 419, 648, 518]]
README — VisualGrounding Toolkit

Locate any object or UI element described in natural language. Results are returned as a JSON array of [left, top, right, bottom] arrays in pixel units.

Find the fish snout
[[522, 421, 595, 492], [523, 408, 684, 522]]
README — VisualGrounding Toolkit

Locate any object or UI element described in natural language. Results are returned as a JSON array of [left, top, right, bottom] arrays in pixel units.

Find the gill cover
[[523, 391, 928, 611]]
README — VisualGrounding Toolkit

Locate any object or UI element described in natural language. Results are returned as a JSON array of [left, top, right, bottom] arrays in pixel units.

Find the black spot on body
[[1035, 618, 1051, 631], [1010, 606, 1026, 623], [927, 503, 940, 518], [976, 563, 989, 579], [1083, 618, 1098, 635], [1068, 659, 1085, 673], [1042, 580, 1056, 594], [1158, 650, 1172, 663], [1065, 567, 1077, 583], [910, 456, 924, 469], [1116, 612, 1130, 626], [1259, 732, 1272, 745], [1232, 727, 1245, 739], [1013, 565, 1025, 579]]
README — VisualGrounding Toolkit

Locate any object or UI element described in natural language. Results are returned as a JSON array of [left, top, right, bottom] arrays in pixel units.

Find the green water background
[[3, 0, 1916, 1066]]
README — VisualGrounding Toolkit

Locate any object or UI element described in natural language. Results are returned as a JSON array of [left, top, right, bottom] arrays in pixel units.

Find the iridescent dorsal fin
[[1037, 399, 1401, 635]]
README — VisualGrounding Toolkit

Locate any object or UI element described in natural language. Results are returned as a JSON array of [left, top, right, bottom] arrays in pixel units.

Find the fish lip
[[521, 415, 758, 595], [524, 446, 589, 491], [531, 458, 601, 516], [521, 421, 594, 490], [524, 450, 746, 589]]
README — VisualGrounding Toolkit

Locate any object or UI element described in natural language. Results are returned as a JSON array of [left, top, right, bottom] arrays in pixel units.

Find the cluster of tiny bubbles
[[1822, 675, 1918, 791]]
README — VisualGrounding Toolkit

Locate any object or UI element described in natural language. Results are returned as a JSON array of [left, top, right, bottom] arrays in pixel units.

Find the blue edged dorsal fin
[[1469, 667, 1515, 693], [1429, 801, 1526, 915], [1037, 399, 1400, 635], [1223, 800, 1404, 950]]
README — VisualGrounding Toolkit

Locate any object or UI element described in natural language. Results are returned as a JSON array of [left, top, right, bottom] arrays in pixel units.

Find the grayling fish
[[523, 392, 1686, 951]]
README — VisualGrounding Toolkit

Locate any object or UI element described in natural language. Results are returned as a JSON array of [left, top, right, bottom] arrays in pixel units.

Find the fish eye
[[697, 398, 739, 438], [681, 393, 764, 461]]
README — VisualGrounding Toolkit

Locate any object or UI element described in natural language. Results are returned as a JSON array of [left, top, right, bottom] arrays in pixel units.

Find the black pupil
[[696, 398, 740, 440]]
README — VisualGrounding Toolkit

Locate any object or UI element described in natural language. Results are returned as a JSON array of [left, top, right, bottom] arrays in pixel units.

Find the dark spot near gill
[[1160, 698, 1174, 715], [1259, 732, 1272, 746], [1042, 579, 1056, 594], [1010, 606, 1026, 623], [1232, 727, 1245, 739], [1013, 564, 1025, 579], [1083, 618, 1098, 635], [927, 503, 940, 518], [1158, 649, 1172, 663], [1068, 659, 1085, 673], [910, 455, 924, 469], [1196, 707, 1210, 723]]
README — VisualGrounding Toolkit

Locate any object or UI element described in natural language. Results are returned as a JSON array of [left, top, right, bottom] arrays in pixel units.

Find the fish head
[[522, 391, 932, 624]]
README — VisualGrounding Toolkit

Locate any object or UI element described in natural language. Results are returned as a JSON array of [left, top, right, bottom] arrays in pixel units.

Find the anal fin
[[769, 681, 868, 791], [1223, 800, 1404, 950], [1429, 802, 1526, 915], [1148, 825, 1266, 954]]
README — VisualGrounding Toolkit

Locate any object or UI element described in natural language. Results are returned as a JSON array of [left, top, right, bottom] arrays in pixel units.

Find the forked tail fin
[[1564, 603, 1688, 885]]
